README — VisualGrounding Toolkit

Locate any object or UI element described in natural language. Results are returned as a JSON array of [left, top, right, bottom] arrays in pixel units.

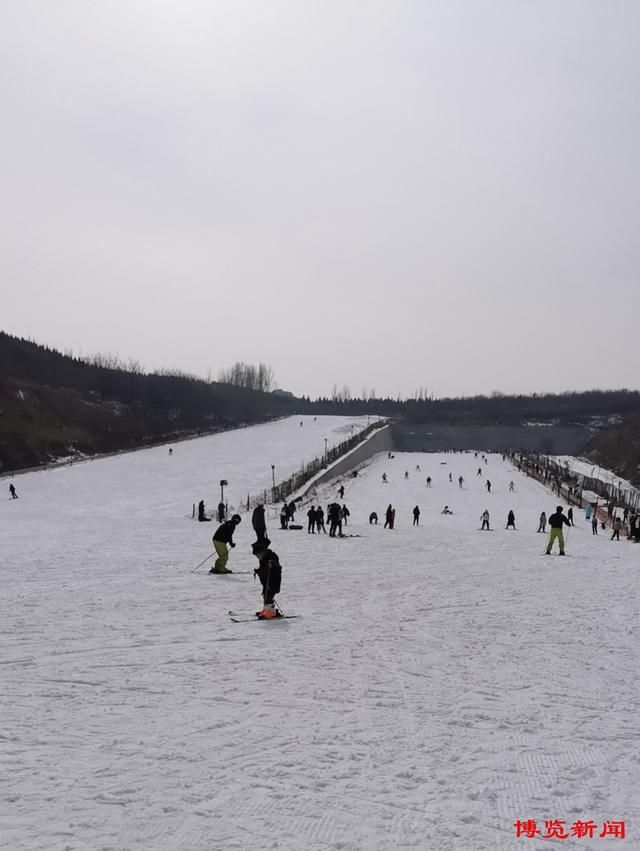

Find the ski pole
[[191, 552, 214, 573]]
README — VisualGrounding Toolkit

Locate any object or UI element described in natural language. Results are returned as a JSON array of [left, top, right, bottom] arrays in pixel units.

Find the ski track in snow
[[1, 419, 639, 850]]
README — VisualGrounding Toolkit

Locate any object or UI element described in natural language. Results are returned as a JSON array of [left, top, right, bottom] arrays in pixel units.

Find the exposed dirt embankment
[[0, 378, 254, 472]]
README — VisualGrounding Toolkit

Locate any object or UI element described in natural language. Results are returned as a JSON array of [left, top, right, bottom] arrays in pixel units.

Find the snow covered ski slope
[[2, 431, 639, 850]]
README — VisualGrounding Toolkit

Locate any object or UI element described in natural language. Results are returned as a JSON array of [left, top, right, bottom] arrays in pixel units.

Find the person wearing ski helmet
[[210, 514, 241, 573]]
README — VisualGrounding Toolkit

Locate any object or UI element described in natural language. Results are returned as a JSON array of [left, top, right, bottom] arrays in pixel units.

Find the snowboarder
[[426, 476, 432, 487], [9, 484, 18, 499], [307, 506, 317, 534], [611, 517, 622, 541], [217, 501, 226, 523], [210, 514, 241, 573], [251, 503, 268, 546], [485, 480, 492, 493], [338, 485, 345, 499], [545, 506, 570, 555], [537, 512, 547, 533], [412, 506, 420, 526], [506, 510, 516, 530], [480, 510, 490, 530], [384, 504, 395, 529], [341, 505, 350, 526], [198, 500, 210, 522], [252, 539, 282, 619], [369, 511, 378, 524], [458, 476, 464, 488]]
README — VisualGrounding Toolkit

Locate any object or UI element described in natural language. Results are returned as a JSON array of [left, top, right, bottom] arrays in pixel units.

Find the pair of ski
[[228, 609, 299, 623]]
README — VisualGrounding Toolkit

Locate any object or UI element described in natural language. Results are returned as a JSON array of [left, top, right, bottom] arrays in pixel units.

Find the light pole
[[220, 479, 228, 512]]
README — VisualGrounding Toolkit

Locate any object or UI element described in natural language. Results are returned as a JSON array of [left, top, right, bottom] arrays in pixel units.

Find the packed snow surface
[[2, 419, 639, 850]]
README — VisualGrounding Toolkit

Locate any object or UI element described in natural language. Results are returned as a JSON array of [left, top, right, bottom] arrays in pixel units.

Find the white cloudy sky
[[1, 1, 638, 399]]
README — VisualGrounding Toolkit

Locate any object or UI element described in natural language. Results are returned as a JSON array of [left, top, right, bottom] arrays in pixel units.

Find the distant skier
[[508, 481, 515, 492], [307, 506, 317, 534], [441, 505, 453, 515], [384, 504, 395, 529], [486, 480, 492, 493], [369, 511, 378, 525], [382, 473, 388, 483], [210, 514, 241, 573], [458, 476, 464, 488], [252, 539, 282, 619], [545, 506, 570, 555], [198, 500, 210, 522], [506, 510, 516, 530], [338, 485, 345, 499], [477, 467, 482, 477], [611, 517, 622, 541], [415, 465, 421, 472], [168, 448, 173, 455], [217, 501, 226, 523], [251, 503, 267, 546], [426, 476, 432, 487], [9, 484, 18, 499], [480, 510, 490, 530], [449, 472, 452, 482], [341, 505, 350, 526], [412, 506, 420, 526], [567, 507, 574, 526], [404, 471, 409, 480], [537, 512, 547, 533]]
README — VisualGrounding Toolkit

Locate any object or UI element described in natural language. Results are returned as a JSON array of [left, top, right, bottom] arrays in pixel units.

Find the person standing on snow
[[328, 503, 342, 537], [341, 504, 350, 526], [506, 510, 516, 530], [251, 503, 268, 546], [412, 505, 420, 526], [384, 504, 395, 529], [426, 476, 432, 487], [480, 510, 490, 530], [252, 539, 283, 619], [198, 500, 211, 522], [9, 483, 18, 499], [591, 512, 599, 535], [316, 505, 327, 533], [458, 476, 464, 488], [307, 505, 317, 534], [217, 501, 226, 523], [567, 506, 574, 526], [338, 484, 345, 499], [210, 514, 242, 573], [280, 503, 289, 529], [508, 481, 515, 492], [611, 517, 622, 541], [537, 512, 547, 533], [545, 506, 570, 555]]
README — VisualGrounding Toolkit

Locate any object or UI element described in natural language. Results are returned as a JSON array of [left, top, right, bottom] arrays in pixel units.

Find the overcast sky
[[1, 1, 638, 399]]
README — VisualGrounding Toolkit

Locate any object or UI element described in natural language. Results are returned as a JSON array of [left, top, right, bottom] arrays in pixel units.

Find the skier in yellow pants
[[546, 506, 570, 555], [210, 514, 241, 573]]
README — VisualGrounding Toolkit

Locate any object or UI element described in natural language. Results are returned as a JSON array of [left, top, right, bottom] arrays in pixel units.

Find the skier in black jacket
[[251, 503, 267, 546], [252, 539, 282, 619], [210, 514, 241, 573], [546, 506, 570, 555]]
